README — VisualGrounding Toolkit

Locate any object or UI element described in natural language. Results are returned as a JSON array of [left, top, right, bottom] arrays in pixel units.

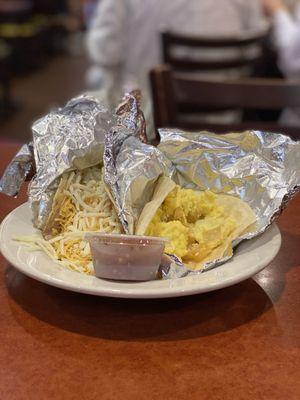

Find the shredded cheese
[[16, 166, 123, 274]]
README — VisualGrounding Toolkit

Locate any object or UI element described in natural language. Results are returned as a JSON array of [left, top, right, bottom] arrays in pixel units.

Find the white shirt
[[273, 5, 300, 76], [272, 5, 300, 125], [87, 0, 265, 86], [86, 0, 266, 137]]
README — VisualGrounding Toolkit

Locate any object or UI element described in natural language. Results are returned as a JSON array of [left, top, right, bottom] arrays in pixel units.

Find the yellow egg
[[146, 186, 237, 266]]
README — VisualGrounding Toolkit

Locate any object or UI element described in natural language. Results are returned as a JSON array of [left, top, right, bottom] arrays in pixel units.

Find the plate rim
[[0, 202, 282, 299]]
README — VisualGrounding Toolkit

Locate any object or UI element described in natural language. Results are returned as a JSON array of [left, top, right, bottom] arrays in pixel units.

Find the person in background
[[83, 0, 98, 28], [264, 0, 300, 125], [264, 0, 300, 76], [86, 0, 267, 137]]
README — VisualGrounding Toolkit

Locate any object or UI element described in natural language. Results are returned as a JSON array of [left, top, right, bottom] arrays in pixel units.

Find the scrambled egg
[[146, 187, 236, 267]]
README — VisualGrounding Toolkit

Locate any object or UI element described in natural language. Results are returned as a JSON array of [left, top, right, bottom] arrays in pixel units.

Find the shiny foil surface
[[0, 143, 34, 197], [104, 91, 173, 234], [29, 94, 114, 230], [115, 89, 148, 144], [158, 129, 300, 238]]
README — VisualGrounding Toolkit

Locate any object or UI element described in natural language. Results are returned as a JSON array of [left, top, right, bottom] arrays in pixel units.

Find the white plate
[[0, 203, 281, 299]]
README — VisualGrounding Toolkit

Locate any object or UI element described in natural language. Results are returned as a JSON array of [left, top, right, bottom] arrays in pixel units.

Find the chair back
[[162, 30, 269, 72], [150, 64, 300, 140]]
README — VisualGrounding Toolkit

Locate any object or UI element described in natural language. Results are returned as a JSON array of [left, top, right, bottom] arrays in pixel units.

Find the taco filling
[[19, 165, 123, 274], [144, 186, 256, 270]]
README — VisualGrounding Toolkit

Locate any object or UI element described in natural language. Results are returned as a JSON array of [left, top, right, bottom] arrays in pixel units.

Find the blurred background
[[0, 0, 92, 142], [1, 0, 300, 144]]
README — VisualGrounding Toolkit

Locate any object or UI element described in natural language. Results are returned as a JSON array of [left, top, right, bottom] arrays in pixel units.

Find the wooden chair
[[150, 64, 300, 140], [161, 30, 269, 72]]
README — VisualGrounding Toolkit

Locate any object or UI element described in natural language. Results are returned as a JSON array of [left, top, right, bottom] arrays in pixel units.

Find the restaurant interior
[[0, 1, 299, 399]]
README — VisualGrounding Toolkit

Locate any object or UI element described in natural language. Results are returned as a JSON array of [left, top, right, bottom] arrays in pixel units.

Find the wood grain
[[1, 143, 299, 400]]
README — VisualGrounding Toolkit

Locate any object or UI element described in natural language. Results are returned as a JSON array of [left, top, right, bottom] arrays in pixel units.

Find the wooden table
[[0, 142, 300, 400]]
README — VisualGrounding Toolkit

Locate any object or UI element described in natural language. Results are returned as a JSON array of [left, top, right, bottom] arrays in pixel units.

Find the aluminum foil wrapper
[[159, 128, 300, 278], [29, 94, 115, 230], [104, 91, 173, 233], [115, 89, 147, 144], [0, 143, 34, 197], [158, 129, 300, 238]]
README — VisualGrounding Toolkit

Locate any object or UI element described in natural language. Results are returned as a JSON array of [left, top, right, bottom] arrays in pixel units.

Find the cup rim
[[86, 233, 168, 246]]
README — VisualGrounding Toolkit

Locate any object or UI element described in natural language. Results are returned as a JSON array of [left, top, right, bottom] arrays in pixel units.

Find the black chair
[[150, 64, 300, 141], [161, 30, 269, 73]]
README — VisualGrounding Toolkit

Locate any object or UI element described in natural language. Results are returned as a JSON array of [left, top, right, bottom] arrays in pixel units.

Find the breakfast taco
[[21, 165, 123, 274], [136, 177, 257, 270]]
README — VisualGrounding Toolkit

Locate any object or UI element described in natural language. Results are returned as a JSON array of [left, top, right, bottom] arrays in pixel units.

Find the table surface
[[0, 142, 300, 400]]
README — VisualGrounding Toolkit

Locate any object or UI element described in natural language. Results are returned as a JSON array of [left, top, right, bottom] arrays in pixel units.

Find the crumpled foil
[[0, 91, 149, 233], [29, 94, 115, 230], [0, 143, 34, 197], [104, 127, 300, 279], [160, 128, 300, 278], [104, 91, 173, 233], [158, 129, 300, 238], [115, 89, 147, 144]]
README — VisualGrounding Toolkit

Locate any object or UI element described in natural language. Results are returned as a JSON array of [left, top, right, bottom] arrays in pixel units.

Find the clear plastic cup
[[86, 233, 168, 281]]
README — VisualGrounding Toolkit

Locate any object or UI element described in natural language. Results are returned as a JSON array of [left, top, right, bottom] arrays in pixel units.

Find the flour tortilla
[[215, 194, 257, 239], [135, 176, 176, 235], [186, 194, 257, 270]]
